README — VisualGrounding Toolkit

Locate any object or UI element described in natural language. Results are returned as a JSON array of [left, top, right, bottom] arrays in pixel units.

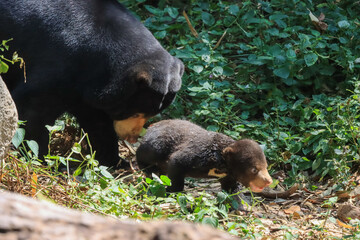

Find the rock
[[0, 76, 18, 160]]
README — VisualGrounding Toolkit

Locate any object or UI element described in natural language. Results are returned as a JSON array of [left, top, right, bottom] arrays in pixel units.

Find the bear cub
[[136, 120, 272, 194]]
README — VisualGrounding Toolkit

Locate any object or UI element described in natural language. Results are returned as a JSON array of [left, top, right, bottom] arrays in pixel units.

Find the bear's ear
[[135, 71, 152, 86]]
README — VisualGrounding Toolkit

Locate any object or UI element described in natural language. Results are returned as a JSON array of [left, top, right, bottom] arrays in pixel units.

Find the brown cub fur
[[136, 120, 272, 195]]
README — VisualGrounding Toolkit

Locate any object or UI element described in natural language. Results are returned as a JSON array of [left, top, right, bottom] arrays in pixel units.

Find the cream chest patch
[[208, 168, 227, 178]]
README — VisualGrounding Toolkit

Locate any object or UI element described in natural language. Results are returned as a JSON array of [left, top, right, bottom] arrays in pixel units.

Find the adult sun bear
[[0, 0, 184, 166]]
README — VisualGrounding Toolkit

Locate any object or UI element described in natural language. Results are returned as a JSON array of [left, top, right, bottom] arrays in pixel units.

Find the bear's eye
[[251, 168, 258, 174]]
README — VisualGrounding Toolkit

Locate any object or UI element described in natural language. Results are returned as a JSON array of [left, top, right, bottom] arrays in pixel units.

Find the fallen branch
[[256, 184, 299, 199], [183, 11, 199, 38], [213, 30, 227, 50], [0, 190, 237, 240]]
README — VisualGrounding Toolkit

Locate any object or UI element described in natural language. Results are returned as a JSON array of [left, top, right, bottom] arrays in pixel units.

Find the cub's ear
[[222, 146, 235, 165], [222, 146, 234, 157]]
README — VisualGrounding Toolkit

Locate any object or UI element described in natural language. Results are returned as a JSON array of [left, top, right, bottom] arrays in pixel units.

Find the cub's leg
[[220, 176, 248, 211], [136, 144, 165, 177], [166, 150, 188, 192]]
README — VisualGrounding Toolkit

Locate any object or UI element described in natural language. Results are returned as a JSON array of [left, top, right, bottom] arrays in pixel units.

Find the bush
[[124, 0, 360, 183]]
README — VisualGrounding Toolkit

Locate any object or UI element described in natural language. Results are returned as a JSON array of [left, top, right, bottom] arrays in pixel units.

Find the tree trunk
[[0, 191, 237, 240], [0, 75, 18, 160]]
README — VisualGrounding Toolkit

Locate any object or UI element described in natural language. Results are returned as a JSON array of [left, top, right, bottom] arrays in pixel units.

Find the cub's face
[[223, 139, 272, 192]]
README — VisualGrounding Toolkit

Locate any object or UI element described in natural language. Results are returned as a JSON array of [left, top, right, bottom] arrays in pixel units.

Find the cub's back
[[141, 119, 207, 152]]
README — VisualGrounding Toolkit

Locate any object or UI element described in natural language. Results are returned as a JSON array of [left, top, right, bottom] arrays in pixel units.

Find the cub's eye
[[251, 168, 259, 174]]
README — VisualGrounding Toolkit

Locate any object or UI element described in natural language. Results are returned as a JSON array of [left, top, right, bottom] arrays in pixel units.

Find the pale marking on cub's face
[[248, 168, 273, 193], [208, 168, 227, 178]]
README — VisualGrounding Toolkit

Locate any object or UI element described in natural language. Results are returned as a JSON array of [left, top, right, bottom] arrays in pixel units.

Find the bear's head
[[222, 139, 272, 192], [89, 4, 184, 143], [109, 51, 183, 143]]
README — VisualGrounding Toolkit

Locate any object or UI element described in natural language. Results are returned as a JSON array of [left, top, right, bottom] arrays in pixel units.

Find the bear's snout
[[248, 169, 273, 193]]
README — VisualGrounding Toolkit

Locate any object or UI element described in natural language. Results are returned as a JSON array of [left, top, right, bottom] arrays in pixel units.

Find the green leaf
[[275, 55, 286, 65], [151, 173, 163, 184], [223, 66, 234, 76], [154, 30, 166, 39], [275, 19, 287, 28], [338, 20, 350, 28], [45, 121, 65, 132], [318, 65, 336, 76], [178, 195, 188, 213], [312, 158, 322, 171], [201, 12, 215, 26], [99, 166, 114, 179], [290, 142, 302, 154], [191, 65, 204, 73], [269, 14, 288, 20], [144, 5, 163, 16], [207, 125, 219, 132], [241, 111, 249, 119], [0, 61, 9, 74], [174, 50, 195, 59], [160, 175, 171, 186], [267, 28, 279, 36], [73, 167, 82, 177], [2, 39, 12, 50], [228, 5, 239, 16], [304, 53, 318, 66], [217, 192, 227, 203], [212, 66, 223, 76], [282, 78, 297, 86], [286, 49, 296, 59], [334, 149, 342, 155], [268, 44, 282, 57], [26, 140, 39, 158], [269, 179, 279, 188], [12, 128, 25, 148], [339, 37, 348, 44], [165, 7, 178, 18], [72, 142, 81, 154], [202, 217, 218, 227], [100, 178, 108, 189], [273, 67, 290, 79], [149, 184, 166, 197], [59, 156, 67, 166]]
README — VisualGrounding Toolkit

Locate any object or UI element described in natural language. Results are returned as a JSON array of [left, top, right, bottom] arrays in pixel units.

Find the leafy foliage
[[2, 0, 360, 238], [5, 127, 263, 237], [0, 39, 25, 75], [124, 0, 360, 182]]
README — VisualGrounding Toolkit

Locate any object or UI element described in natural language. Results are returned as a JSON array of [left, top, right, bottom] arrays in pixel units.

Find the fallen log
[[0, 191, 237, 240]]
